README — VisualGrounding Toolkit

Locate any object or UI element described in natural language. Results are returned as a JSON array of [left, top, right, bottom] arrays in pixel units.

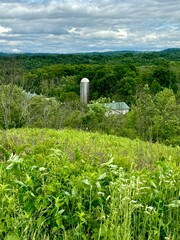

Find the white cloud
[[0, 39, 7, 43], [11, 48, 22, 53], [0, 0, 179, 52], [8, 40, 22, 46], [67, 28, 127, 39], [0, 26, 12, 34], [142, 33, 157, 42]]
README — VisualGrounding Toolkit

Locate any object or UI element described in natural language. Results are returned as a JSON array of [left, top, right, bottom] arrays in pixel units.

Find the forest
[[0, 49, 180, 239], [0, 49, 179, 145]]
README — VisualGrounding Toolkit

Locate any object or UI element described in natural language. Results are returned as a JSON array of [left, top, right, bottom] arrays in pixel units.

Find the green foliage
[[0, 84, 27, 129], [153, 88, 180, 142], [0, 83, 179, 146], [26, 95, 60, 128], [82, 103, 106, 131], [127, 86, 180, 144], [1, 53, 178, 108], [0, 58, 25, 86], [0, 128, 179, 239], [0, 144, 10, 160], [0, 52, 180, 147], [22, 60, 179, 106], [152, 66, 178, 93]]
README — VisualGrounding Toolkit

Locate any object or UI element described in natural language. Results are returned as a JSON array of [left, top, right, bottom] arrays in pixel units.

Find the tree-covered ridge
[[0, 49, 180, 104], [21, 61, 179, 103], [0, 48, 180, 69]]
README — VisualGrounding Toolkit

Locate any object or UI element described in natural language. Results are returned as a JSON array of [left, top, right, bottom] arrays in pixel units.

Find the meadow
[[0, 128, 180, 239]]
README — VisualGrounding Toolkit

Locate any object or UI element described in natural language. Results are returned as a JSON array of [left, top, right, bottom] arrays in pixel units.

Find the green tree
[[0, 58, 25, 86], [0, 84, 27, 129], [152, 66, 178, 93], [115, 75, 139, 104], [91, 66, 117, 99], [152, 88, 180, 143], [82, 103, 106, 131], [130, 84, 156, 141], [27, 95, 60, 128], [126, 86, 180, 145]]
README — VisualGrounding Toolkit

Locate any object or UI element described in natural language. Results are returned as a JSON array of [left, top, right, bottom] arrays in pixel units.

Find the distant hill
[[0, 48, 180, 70], [0, 48, 179, 56], [161, 48, 180, 52]]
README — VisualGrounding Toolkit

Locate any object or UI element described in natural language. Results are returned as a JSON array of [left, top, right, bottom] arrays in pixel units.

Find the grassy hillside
[[0, 128, 180, 239]]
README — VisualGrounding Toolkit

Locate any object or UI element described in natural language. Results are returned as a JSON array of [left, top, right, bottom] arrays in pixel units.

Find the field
[[0, 128, 180, 239]]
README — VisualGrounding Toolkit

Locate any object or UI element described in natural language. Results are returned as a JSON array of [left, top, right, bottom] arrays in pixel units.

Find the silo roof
[[81, 78, 89, 82]]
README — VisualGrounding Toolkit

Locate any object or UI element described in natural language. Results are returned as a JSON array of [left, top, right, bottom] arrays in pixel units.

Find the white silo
[[80, 78, 89, 103]]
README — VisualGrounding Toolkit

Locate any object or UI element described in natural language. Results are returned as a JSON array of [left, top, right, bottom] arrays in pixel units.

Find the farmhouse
[[104, 101, 129, 115]]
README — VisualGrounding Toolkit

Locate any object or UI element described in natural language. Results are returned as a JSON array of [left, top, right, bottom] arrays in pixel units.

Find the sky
[[0, 0, 179, 53]]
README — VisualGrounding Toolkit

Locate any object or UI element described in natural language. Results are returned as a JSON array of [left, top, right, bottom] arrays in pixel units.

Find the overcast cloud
[[0, 0, 179, 53]]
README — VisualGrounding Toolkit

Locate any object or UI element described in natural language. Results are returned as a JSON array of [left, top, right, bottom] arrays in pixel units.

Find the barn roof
[[104, 101, 129, 110]]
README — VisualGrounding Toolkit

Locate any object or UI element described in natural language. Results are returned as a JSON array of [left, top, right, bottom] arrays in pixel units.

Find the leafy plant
[[0, 128, 179, 239]]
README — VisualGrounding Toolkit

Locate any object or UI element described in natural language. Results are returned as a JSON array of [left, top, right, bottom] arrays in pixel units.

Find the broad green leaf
[[97, 172, 107, 180], [82, 179, 90, 185], [4, 235, 20, 240]]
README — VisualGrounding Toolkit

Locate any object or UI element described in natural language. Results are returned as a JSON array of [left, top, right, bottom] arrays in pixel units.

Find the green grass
[[0, 128, 180, 239]]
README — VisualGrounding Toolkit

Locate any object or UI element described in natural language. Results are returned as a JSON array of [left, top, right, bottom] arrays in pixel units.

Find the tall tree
[[0, 84, 27, 129]]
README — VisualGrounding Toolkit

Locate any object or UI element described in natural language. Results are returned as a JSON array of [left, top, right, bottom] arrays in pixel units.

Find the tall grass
[[0, 128, 179, 239]]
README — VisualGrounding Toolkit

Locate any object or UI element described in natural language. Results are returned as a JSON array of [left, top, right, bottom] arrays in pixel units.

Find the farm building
[[104, 101, 129, 115]]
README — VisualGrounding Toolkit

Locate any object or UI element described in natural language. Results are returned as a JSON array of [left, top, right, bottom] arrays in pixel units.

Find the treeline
[[0, 48, 180, 70], [0, 50, 180, 145], [0, 60, 178, 104], [0, 84, 179, 146], [22, 61, 180, 104]]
